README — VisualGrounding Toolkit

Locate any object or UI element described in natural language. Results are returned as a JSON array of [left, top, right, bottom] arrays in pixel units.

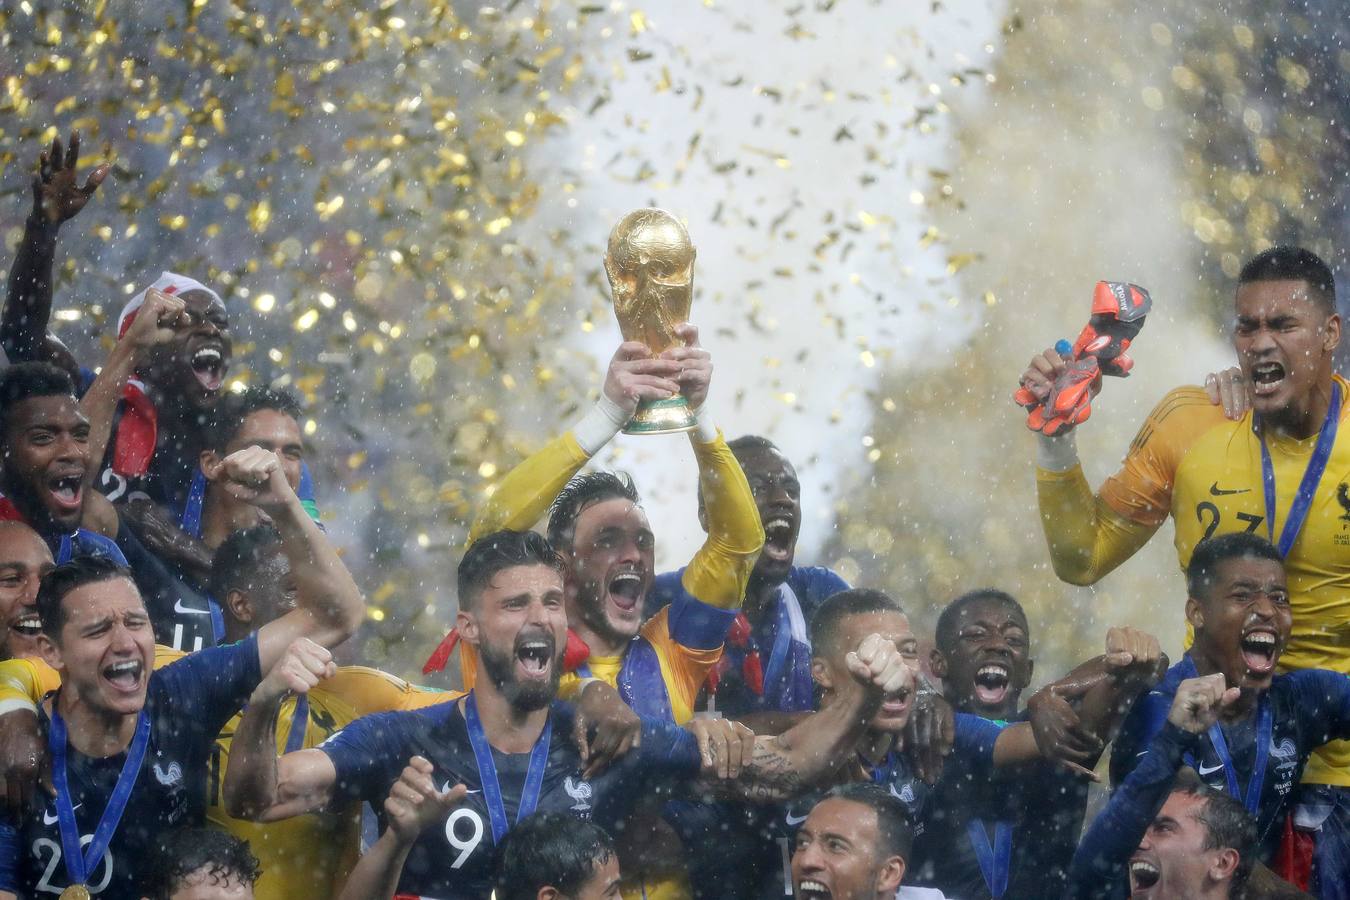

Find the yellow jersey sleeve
[[640, 607, 721, 724], [467, 432, 591, 543], [680, 431, 765, 609], [1036, 387, 1218, 584], [320, 665, 461, 715]]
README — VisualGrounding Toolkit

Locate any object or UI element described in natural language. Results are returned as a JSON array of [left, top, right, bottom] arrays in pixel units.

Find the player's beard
[[479, 628, 562, 712]]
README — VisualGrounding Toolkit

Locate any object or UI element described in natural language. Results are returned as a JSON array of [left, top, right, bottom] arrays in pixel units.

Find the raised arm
[[222, 638, 340, 821], [699, 633, 910, 803], [673, 325, 764, 611], [207, 447, 364, 667], [468, 341, 683, 542], [2, 132, 108, 379]]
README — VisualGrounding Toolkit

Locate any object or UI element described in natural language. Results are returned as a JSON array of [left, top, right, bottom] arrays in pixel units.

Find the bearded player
[[1021, 246, 1350, 892]]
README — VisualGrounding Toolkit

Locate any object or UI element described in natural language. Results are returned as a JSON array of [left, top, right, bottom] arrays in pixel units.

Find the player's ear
[[225, 588, 253, 627], [811, 655, 832, 690], [928, 648, 948, 680], [38, 631, 62, 671], [456, 606, 478, 645], [1208, 846, 1240, 881], [199, 448, 221, 478], [1323, 312, 1341, 353], [1185, 596, 1204, 631], [875, 855, 905, 894]]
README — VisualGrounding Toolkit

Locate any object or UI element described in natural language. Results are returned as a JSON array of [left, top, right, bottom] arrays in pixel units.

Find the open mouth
[[514, 637, 555, 679], [607, 571, 644, 612], [190, 346, 226, 392], [1250, 361, 1285, 397], [880, 684, 912, 718], [46, 472, 84, 513], [762, 516, 795, 562], [101, 659, 144, 693], [797, 880, 831, 899], [1240, 630, 1278, 675], [973, 663, 1011, 706], [11, 610, 41, 637], [1129, 858, 1160, 891]]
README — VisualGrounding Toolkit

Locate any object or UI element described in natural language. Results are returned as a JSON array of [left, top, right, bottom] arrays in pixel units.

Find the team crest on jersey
[[153, 760, 183, 787], [564, 776, 593, 815], [1338, 484, 1350, 523]]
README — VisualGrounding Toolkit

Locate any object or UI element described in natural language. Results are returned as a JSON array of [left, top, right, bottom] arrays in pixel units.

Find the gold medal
[[59, 886, 92, 900]]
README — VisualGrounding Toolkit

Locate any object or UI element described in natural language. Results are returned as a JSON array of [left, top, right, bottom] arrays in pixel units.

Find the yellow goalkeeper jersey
[[1038, 375, 1350, 785]]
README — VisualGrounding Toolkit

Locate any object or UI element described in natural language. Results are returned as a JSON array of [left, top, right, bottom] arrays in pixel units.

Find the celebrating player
[[1023, 247, 1350, 886], [1111, 533, 1350, 891], [0, 442, 363, 899], [223, 529, 908, 900], [915, 590, 1163, 897], [140, 827, 262, 900], [0, 522, 52, 661], [791, 783, 931, 900], [649, 434, 848, 719]]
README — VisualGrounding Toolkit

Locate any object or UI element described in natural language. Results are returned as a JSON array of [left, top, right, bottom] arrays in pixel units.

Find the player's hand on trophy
[[1204, 367, 1252, 420], [204, 445, 296, 515], [385, 756, 467, 846], [660, 323, 713, 412], [602, 341, 684, 417]]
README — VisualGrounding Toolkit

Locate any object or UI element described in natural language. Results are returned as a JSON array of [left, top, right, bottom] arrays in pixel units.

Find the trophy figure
[[604, 208, 698, 435]]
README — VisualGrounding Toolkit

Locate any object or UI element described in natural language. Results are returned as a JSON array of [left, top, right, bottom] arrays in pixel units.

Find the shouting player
[[222, 529, 910, 900], [0, 443, 363, 898], [1022, 246, 1350, 889]]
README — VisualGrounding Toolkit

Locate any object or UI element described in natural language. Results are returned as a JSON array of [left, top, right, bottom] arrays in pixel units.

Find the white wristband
[[690, 403, 718, 444], [574, 394, 629, 456], [0, 698, 38, 717], [1036, 431, 1081, 472]]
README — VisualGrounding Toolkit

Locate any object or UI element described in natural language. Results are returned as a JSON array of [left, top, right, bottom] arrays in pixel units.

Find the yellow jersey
[[1038, 376, 1350, 785], [0, 650, 457, 899]]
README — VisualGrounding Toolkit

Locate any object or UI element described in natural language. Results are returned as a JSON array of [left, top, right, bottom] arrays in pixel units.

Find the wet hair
[[141, 827, 262, 900], [205, 385, 303, 451], [935, 589, 1028, 654], [459, 530, 565, 611], [727, 434, 781, 456], [1185, 533, 1283, 602], [1170, 768, 1257, 892], [546, 471, 640, 550], [36, 555, 136, 638], [0, 361, 77, 441], [809, 588, 905, 658], [820, 782, 914, 862], [493, 812, 615, 900], [1238, 246, 1336, 315], [210, 525, 283, 600]]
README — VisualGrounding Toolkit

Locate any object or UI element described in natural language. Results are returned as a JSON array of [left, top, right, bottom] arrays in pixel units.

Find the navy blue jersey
[[650, 565, 848, 717], [908, 709, 1088, 900], [114, 517, 220, 653], [320, 697, 701, 899], [742, 713, 1002, 900], [0, 635, 260, 899], [1112, 655, 1350, 858]]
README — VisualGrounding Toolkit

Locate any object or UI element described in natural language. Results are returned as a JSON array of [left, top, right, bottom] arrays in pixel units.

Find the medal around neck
[[60, 886, 92, 900], [604, 208, 698, 435]]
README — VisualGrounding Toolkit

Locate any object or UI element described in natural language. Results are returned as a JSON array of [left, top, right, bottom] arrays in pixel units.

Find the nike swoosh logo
[[1209, 482, 1251, 496], [173, 599, 211, 615], [1198, 762, 1225, 775], [43, 803, 80, 825], [785, 812, 808, 825]]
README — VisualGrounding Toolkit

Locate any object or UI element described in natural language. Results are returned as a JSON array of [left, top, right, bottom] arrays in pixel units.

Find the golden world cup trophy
[[604, 208, 698, 435]]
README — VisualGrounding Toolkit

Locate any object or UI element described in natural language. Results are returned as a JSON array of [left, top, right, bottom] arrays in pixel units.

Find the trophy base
[[624, 396, 697, 435]]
